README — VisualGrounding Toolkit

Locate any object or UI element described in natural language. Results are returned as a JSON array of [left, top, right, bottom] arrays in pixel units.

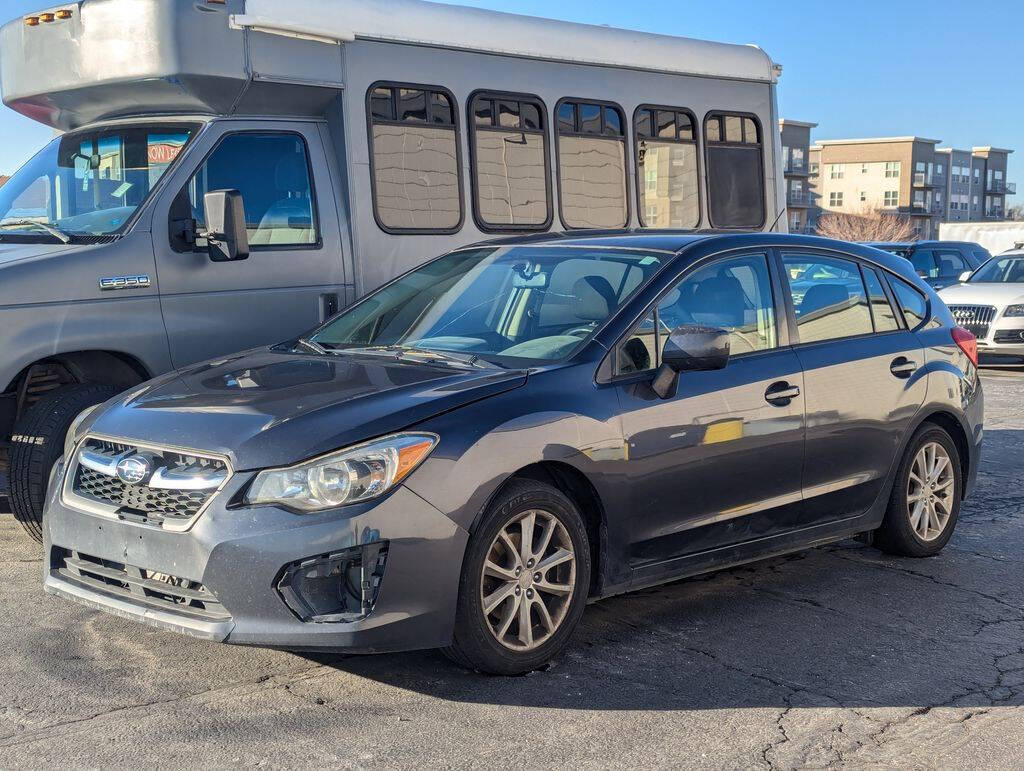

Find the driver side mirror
[[652, 325, 731, 399], [202, 190, 249, 262], [958, 270, 973, 283]]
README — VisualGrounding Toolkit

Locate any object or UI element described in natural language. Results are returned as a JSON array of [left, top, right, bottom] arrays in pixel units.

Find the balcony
[[913, 171, 944, 188], [985, 209, 1006, 219], [784, 159, 809, 175], [986, 180, 1016, 195], [787, 191, 812, 207]]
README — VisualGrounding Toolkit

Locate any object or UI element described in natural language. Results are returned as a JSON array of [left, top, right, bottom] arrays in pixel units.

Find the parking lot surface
[[1, 372, 1022, 768]]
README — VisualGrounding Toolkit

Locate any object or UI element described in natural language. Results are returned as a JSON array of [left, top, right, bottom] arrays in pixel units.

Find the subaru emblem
[[116, 455, 152, 485]]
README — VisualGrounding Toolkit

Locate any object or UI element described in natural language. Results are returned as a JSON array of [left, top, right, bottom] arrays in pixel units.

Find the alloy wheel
[[479, 509, 576, 651], [907, 441, 955, 542]]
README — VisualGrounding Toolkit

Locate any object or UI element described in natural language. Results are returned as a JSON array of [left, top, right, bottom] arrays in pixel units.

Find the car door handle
[[890, 357, 917, 379], [765, 381, 800, 405]]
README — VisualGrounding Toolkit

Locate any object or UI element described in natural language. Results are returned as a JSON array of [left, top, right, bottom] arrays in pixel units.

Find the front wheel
[[8, 384, 119, 544], [875, 425, 962, 558], [444, 479, 591, 675]]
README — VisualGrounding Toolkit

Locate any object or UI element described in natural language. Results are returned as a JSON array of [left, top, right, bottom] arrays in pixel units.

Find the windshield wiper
[[294, 337, 329, 356], [0, 219, 72, 243], [333, 344, 496, 370]]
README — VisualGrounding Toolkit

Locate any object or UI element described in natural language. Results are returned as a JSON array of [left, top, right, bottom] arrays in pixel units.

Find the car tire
[[444, 478, 591, 675], [8, 384, 120, 544], [875, 424, 962, 558]]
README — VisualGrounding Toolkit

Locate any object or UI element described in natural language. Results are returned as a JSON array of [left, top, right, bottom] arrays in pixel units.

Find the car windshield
[[309, 245, 669, 364], [0, 123, 198, 239], [969, 256, 1024, 283]]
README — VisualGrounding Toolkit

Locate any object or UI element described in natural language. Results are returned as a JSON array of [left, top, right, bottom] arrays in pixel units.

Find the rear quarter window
[[889, 277, 928, 329]]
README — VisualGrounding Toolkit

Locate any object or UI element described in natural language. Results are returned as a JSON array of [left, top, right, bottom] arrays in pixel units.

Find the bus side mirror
[[203, 190, 249, 262]]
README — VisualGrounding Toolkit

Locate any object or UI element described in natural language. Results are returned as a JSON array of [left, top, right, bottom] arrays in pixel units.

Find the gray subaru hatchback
[[44, 233, 983, 675]]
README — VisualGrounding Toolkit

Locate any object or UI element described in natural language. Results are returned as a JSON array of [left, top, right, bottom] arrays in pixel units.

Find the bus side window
[[704, 112, 766, 229], [556, 99, 629, 229], [635, 106, 700, 229], [468, 92, 551, 232], [367, 83, 463, 234]]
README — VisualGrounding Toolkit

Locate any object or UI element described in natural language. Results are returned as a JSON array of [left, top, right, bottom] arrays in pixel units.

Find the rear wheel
[[444, 479, 591, 675], [9, 384, 119, 544], [876, 425, 962, 557]]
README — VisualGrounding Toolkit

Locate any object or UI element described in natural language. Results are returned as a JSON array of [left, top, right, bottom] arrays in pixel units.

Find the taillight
[[952, 326, 978, 367]]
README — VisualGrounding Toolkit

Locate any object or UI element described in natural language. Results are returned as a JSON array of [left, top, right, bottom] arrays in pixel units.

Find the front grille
[[68, 437, 229, 530], [947, 304, 996, 340], [52, 548, 231, 622]]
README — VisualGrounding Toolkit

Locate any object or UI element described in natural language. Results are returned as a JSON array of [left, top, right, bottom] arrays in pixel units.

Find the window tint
[[188, 132, 317, 247], [469, 92, 550, 231], [616, 253, 776, 374], [538, 258, 644, 329], [556, 100, 629, 229], [635, 106, 699, 229], [890, 278, 928, 328], [934, 249, 968, 278], [862, 267, 900, 332], [368, 84, 461, 233], [704, 113, 765, 228], [783, 254, 873, 343]]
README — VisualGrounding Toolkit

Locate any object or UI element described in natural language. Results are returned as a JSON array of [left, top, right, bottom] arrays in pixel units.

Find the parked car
[[863, 241, 990, 290], [0, 0, 786, 542], [44, 233, 982, 675], [939, 249, 1024, 364]]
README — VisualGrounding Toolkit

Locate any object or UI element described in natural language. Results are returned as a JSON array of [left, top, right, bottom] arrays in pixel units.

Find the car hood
[[938, 282, 1024, 307], [88, 349, 528, 470]]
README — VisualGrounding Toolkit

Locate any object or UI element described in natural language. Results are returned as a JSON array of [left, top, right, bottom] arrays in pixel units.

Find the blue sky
[[1, 0, 1021, 201]]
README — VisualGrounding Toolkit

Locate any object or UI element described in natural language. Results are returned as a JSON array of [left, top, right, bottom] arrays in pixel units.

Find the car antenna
[[768, 206, 787, 233]]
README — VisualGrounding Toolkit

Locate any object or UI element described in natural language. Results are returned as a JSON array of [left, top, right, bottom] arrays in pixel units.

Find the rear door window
[[782, 254, 873, 343], [933, 249, 968, 280], [909, 249, 938, 278]]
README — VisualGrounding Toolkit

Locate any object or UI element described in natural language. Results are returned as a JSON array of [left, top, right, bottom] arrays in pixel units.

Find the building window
[[635, 106, 699, 229], [556, 99, 629, 229], [810, 162, 819, 175], [367, 83, 462, 233], [467, 92, 551, 232], [791, 216, 801, 231], [860, 191, 867, 203], [975, 168, 981, 181], [861, 163, 869, 174], [830, 164, 844, 179], [973, 195, 980, 208], [883, 190, 898, 207], [829, 191, 843, 207], [703, 112, 765, 228], [936, 163, 944, 176]]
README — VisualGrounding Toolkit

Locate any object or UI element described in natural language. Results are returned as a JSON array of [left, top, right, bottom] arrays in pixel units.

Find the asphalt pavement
[[0, 372, 1022, 768]]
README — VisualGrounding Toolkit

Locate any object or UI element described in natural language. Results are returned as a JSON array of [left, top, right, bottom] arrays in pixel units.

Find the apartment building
[[779, 119, 816, 233], [803, 133, 1014, 238]]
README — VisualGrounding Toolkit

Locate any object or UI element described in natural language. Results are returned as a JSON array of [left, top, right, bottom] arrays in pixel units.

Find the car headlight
[[64, 403, 102, 459], [1004, 305, 1024, 317], [245, 433, 438, 512]]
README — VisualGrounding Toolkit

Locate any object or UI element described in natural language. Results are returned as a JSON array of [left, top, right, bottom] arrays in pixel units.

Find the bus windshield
[[0, 123, 198, 240]]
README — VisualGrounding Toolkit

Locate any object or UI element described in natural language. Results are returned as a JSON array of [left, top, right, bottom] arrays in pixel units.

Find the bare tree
[[1007, 203, 1024, 222], [815, 207, 917, 242]]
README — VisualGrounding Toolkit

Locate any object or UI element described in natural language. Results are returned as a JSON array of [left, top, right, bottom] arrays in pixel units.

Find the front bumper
[[979, 315, 1024, 362], [43, 461, 469, 653]]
